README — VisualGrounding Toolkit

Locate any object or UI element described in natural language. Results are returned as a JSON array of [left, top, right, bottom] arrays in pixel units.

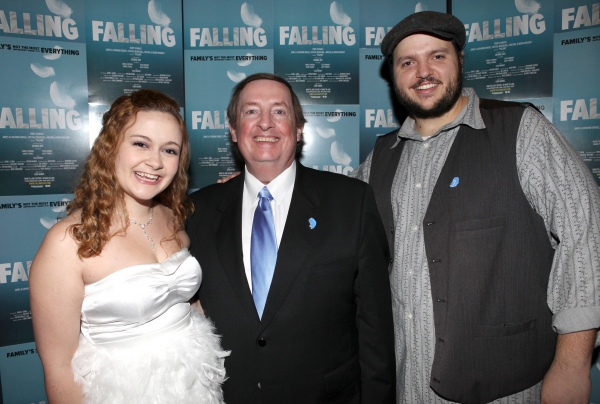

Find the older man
[[352, 10, 600, 404], [187, 73, 396, 404]]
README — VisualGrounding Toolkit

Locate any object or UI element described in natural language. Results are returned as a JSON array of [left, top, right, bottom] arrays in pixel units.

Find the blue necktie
[[251, 187, 277, 319]]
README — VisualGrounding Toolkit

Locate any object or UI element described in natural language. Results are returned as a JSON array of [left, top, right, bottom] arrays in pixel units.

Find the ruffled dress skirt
[[72, 310, 228, 404]]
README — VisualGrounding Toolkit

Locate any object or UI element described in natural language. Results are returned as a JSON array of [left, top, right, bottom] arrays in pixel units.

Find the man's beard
[[395, 72, 463, 120]]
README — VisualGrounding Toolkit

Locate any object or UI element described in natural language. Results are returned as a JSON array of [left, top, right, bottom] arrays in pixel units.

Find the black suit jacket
[[187, 164, 395, 404]]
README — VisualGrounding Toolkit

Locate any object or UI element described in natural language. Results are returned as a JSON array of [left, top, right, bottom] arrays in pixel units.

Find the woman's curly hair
[[67, 89, 193, 258]]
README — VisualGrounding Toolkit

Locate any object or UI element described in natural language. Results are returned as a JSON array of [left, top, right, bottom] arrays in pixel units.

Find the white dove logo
[[316, 127, 336, 139], [326, 109, 343, 122], [46, 0, 72, 19], [40, 198, 70, 229], [237, 53, 254, 66], [227, 70, 247, 83], [43, 46, 63, 60], [49, 82, 76, 110], [189, 2, 267, 47], [330, 141, 352, 166], [241, 3, 263, 28], [148, 0, 171, 28], [280, 1, 356, 46], [515, 0, 541, 15], [330, 2, 351, 27], [415, 2, 428, 12], [30, 64, 55, 78]]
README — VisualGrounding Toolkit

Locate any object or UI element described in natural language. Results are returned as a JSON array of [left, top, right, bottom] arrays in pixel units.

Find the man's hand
[[217, 172, 240, 183], [541, 329, 596, 404]]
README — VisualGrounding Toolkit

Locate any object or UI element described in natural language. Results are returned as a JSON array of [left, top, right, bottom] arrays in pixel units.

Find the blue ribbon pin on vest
[[308, 218, 317, 229], [450, 177, 460, 188]]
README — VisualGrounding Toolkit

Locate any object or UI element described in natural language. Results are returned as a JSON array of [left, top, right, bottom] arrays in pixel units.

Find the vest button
[[258, 338, 266, 347], [432, 259, 442, 263], [426, 221, 435, 226]]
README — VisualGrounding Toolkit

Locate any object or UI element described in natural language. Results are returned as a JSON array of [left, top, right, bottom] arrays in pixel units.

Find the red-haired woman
[[30, 89, 227, 403]]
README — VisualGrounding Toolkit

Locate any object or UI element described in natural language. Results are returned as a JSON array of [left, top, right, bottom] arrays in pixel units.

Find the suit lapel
[[214, 174, 261, 325], [259, 165, 321, 332]]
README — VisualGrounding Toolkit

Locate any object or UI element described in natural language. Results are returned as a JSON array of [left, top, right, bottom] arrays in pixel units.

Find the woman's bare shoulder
[[35, 213, 82, 262]]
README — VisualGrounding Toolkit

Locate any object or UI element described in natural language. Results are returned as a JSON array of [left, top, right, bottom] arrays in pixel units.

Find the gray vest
[[370, 99, 556, 404]]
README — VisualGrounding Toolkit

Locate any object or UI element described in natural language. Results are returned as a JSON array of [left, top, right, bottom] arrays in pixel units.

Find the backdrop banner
[[1, 1, 599, 403], [0, 342, 46, 404], [0, 0, 88, 196], [183, 0, 274, 188], [85, 0, 184, 143], [454, 0, 555, 100], [358, 0, 444, 161], [274, 0, 360, 105], [0, 194, 71, 348], [553, 27, 600, 185], [185, 48, 274, 189], [301, 104, 360, 175]]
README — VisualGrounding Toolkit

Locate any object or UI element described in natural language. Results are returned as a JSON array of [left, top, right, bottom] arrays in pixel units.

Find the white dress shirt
[[242, 161, 296, 291]]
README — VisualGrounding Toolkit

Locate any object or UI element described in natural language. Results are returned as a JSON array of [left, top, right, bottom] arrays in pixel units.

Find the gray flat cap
[[381, 11, 466, 61]]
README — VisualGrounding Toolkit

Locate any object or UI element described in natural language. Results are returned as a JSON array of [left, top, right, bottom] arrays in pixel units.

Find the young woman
[[29, 89, 227, 403]]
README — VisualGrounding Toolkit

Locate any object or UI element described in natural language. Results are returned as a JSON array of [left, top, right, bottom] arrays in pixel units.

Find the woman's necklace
[[129, 208, 155, 251]]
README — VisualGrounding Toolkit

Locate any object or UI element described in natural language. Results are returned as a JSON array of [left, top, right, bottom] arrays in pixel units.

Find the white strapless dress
[[71, 248, 228, 404]]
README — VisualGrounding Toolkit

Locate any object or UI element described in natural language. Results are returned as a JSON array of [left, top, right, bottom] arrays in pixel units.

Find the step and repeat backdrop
[[0, 0, 598, 402]]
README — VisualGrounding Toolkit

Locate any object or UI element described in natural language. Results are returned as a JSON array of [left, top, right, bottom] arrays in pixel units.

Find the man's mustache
[[412, 76, 442, 88]]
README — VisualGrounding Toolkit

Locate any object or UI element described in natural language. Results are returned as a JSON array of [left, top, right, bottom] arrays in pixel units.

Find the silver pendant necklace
[[129, 208, 155, 251]]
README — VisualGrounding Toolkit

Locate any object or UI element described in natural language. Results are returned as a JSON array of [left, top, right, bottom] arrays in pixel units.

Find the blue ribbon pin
[[308, 218, 317, 229], [450, 177, 460, 188]]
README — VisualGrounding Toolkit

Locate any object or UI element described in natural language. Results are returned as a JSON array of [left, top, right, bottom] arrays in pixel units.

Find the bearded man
[[352, 11, 600, 404]]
